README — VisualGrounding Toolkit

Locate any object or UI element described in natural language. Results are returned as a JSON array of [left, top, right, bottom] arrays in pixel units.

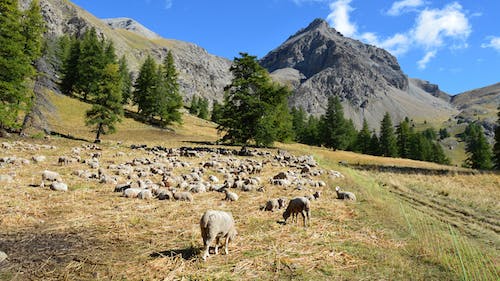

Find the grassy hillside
[[0, 92, 498, 280]]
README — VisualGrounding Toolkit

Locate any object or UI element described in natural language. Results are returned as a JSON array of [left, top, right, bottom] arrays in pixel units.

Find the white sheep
[[283, 197, 311, 227], [172, 190, 193, 202], [40, 170, 62, 188], [200, 210, 237, 261], [335, 186, 356, 201], [50, 182, 68, 192], [223, 189, 239, 201]]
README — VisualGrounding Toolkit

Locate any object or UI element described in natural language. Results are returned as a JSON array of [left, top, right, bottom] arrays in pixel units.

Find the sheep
[[138, 189, 153, 200], [261, 199, 279, 211], [200, 210, 237, 261], [172, 190, 193, 202], [50, 182, 68, 192], [123, 188, 143, 198], [306, 191, 321, 201], [223, 189, 239, 201], [283, 197, 311, 227], [40, 170, 62, 188], [335, 186, 356, 201]]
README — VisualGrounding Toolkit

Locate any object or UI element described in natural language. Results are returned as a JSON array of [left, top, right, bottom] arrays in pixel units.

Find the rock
[[50, 182, 68, 192]]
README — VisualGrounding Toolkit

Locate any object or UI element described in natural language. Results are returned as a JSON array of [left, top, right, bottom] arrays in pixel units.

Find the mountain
[[260, 19, 457, 129], [23, 0, 232, 104], [102, 18, 161, 40]]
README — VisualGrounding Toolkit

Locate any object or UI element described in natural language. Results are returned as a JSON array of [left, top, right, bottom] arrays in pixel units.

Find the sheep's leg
[[202, 238, 212, 261], [301, 211, 307, 227], [224, 235, 230, 255], [214, 237, 220, 255]]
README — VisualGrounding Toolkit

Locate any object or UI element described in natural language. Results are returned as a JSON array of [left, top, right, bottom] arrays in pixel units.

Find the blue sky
[[71, 0, 500, 95]]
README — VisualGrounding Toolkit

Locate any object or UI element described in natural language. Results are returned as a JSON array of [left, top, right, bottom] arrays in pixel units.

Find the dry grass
[[1, 92, 498, 280]]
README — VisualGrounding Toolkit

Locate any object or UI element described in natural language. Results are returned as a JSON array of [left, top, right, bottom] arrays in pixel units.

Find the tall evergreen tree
[[302, 115, 321, 146], [218, 53, 292, 147], [156, 50, 182, 126], [197, 97, 209, 120], [133, 55, 158, 118], [85, 63, 123, 142], [320, 96, 349, 150], [189, 96, 200, 115], [60, 38, 80, 95], [76, 28, 105, 101], [396, 118, 411, 158], [355, 118, 371, 154], [0, 0, 34, 129], [379, 112, 398, 157], [211, 99, 223, 123], [495, 107, 500, 169], [291, 107, 307, 142], [368, 131, 381, 156], [464, 123, 493, 169], [118, 56, 132, 104], [21, 0, 45, 75]]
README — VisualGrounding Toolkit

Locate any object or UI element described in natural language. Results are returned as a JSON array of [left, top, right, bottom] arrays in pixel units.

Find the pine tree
[[156, 51, 182, 126], [21, 0, 45, 76], [76, 28, 105, 101], [368, 131, 381, 156], [85, 64, 123, 142], [197, 97, 209, 120], [60, 38, 80, 95], [494, 107, 500, 169], [320, 96, 349, 150], [396, 118, 411, 158], [133, 55, 158, 118], [118, 56, 132, 104], [379, 112, 398, 157], [211, 100, 223, 123], [189, 96, 200, 115], [464, 123, 493, 169], [291, 107, 306, 142], [0, 0, 32, 129], [355, 118, 371, 154], [302, 115, 321, 146], [218, 53, 292, 147]]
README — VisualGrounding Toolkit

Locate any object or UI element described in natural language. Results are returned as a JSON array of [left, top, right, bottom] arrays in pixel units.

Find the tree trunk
[[94, 123, 103, 143]]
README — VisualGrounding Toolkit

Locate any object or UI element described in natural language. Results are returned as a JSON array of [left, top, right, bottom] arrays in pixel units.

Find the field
[[0, 92, 499, 280]]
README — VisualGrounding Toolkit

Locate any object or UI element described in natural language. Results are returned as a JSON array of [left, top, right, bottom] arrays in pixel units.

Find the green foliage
[[494, 107, 500, 169], [396, 119, 412, 158], [210, 99, 223, 123], [320, 96, 350, 150], [85, 64, 123, 142], [291, 107, 306, 142], [132, 52, 182, 127], [60, 37, 80, 95], [218, 53, 292, 147], [190, 95, 209, 120], [439, 128, 450, 140], [355, 118, 371, 154], [368, 131, 381, 156], [0, 0, 43, 130], [76, 28, 107, 101], [379, 112, 398, 157], [463, 123, 493, 169], [118, 56, 132, 104], [189, 96, 199, 115]]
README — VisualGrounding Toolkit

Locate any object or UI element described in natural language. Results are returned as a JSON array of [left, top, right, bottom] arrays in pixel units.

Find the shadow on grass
[[50, 131, 90, 142], [150, 247, 200, 260]]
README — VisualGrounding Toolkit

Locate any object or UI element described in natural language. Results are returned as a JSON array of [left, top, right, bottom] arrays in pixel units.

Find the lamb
[[223, 189, 239, 201], [335, 186, 356, 201], [200, 210, 237, 261], [172, 190, 193, 202], [282, 197, 311, 227], [40, 170, 62, 188]]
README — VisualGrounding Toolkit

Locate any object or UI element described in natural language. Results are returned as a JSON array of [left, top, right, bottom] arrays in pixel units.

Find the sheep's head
[[335, 186, 341, 192], [282, 210, 290, 222]]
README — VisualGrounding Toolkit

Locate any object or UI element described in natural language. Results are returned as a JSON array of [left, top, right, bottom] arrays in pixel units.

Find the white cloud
[[387, 0, 425, 16], [412, 2, 471, 50], [361, 32, 411, 56], [481, 36, 500, 52], [417, 50, 436, 69], [165, 0, 173, 9], [326, 0, 357, 37]]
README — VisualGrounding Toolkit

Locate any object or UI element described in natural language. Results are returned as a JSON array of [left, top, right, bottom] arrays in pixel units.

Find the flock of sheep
[[0, 141, 357, 261]]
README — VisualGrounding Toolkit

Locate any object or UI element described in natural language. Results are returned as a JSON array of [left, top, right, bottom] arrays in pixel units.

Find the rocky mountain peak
[[102, 17, 161, 39]]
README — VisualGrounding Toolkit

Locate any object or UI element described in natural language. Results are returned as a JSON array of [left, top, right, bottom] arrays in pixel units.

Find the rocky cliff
[[260, 18, 456, 129]]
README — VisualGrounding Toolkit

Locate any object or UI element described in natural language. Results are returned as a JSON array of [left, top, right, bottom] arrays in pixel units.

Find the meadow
[[0, 91, 498, 280]]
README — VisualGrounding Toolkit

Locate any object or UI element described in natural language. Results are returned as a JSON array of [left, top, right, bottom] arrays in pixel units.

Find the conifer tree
[[379, 112, 398, 157], [197, 97, 209, 120], [211, 100, 223, 123], [291, 107, 307, 142], [118, 56, 132, 104], [21, 0, 45, 75], [156, 50, 182, 126], [396, 118, 411, 158], [464, 123, 493, 169], [494, 107, 500, 169], [60, 38, 80, 95], [76, 28, 105, 101], [133, 55, 158, 118], [320, 96, 349, 150], [355, 118, 371, 154], [85, 64, 123, 143], [368, 131, 381, 156], [302, 115, 321, 146], [0, 0, 34, 129], [218, 53, 292, 147], [189, 96, 200, 115]]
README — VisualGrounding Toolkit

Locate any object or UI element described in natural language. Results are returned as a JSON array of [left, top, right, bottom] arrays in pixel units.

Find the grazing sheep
[[172, 190, 193, 202], [138, 189, 153, 200], [223, 189, 239, 201], [50, 182, 68, 192], [40, 170, 62, 188], [261, 199, 279, 211], [157, 189, 173, 200], [335, 186, 356, 201], [123, 188, 143, 198], [200, 210, 237, 261], [283, 197, 311, 227]]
